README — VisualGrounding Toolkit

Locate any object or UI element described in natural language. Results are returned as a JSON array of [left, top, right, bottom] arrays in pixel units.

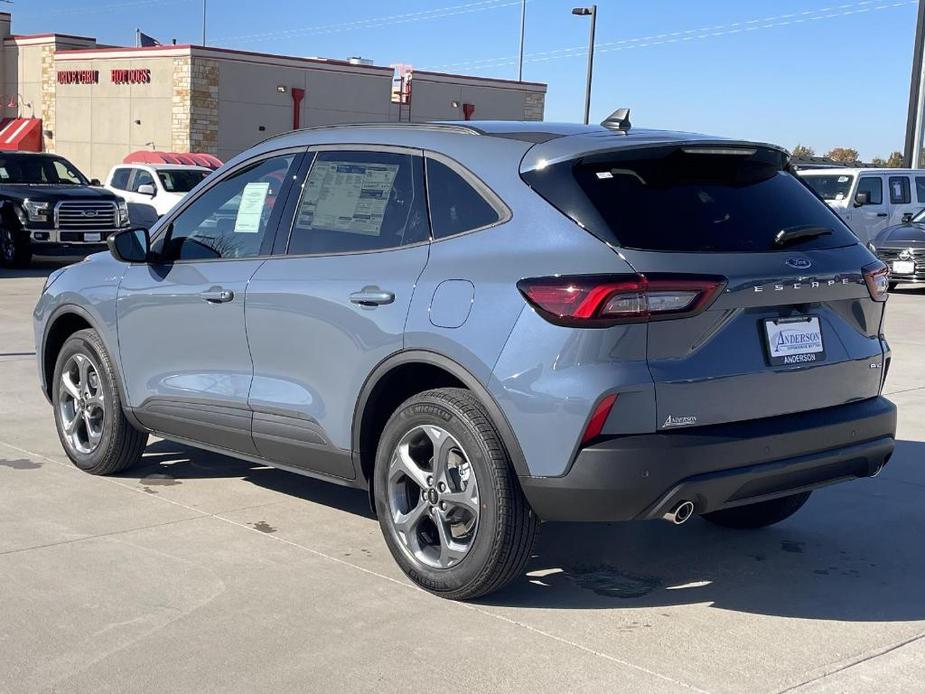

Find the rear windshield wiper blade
[[774, 225, 832, 247]]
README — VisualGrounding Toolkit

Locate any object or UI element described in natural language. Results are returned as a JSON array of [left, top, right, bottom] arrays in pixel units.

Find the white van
[[798, 168, 925, 243]]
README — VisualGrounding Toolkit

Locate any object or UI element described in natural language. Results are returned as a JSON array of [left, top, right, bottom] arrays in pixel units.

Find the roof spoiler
[[601, 107, 631, 132]]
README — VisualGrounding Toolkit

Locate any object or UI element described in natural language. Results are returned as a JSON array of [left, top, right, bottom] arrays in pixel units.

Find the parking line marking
[[0, 438, 709, 692]]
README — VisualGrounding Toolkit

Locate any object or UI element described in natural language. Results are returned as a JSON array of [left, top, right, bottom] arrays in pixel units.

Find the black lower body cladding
[[520, 397, 896, 522]]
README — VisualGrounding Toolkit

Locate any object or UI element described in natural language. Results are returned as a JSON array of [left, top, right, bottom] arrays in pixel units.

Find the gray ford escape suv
[[34, 117, 897, 600]]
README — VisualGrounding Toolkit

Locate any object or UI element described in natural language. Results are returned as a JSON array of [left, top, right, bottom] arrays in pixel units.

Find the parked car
[[34, 119, 897, 600], [799, 167, 925, 243], [871, 207, 925, 286], [104, 163, 211, 216], [0, 152, 130, 268]]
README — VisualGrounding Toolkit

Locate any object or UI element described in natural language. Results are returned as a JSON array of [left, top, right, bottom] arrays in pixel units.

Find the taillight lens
[[863, 261, 889, 302], [517, 274, 725, 327]]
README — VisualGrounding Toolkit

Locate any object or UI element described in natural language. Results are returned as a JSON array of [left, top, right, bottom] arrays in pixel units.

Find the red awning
[[123, 150, 223, 170], [0, 118, 43, 151]]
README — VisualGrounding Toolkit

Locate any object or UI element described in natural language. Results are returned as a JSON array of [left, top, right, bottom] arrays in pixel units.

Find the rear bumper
[[520, 397, 896, 522]]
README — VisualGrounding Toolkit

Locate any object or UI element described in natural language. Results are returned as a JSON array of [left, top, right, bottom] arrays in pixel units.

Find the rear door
[[524, 144, 886, 431], [887, 174, 914, 225], [245, 146, 430, 479]]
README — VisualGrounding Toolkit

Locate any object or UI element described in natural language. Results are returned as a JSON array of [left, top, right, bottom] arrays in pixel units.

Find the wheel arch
[[352, 350, 530, 495], [40, 305, 144, 430]]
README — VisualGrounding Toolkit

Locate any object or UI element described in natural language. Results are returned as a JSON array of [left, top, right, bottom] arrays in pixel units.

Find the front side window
[[131, 169, 155, 192], [889, 176, 911, 205], [858, 177, 883, 205], [287, 150, 428, 255], [426, 158, 501, 238], [110, 168, 131, 190], [158, 169, 209, 193], [153, 154, 296, 261], [0, 154, 88, 184]]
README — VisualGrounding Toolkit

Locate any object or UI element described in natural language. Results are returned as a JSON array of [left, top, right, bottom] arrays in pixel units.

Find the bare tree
[[886, 151, 904, 168], [791, 144, 815, 158]]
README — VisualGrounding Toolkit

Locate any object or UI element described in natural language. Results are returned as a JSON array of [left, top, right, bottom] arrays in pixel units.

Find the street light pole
[[906, 0, 925, 167], [202, 0, 208, 46], [517, 0, 526, 82], [572, 5, 597, 125]]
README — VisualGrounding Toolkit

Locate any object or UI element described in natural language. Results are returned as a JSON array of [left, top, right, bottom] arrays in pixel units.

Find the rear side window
[[110, 168, 131, 190], [426, 158, 500, 238], [523, 146, 859, 252], [858, 177, 883, 205], [288, 150, 429, 255], [801, 174, 854, 201], [916, 176, 925, 203], [889, 176, 911, 204]]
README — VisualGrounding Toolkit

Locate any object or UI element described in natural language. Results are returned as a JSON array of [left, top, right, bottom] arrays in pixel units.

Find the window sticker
[[297, 161, 399, 236], [234, 181, 270, 233]]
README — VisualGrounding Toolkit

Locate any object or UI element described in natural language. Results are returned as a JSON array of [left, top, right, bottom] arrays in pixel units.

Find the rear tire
[[701, 491, 812, 529], [52, 329, 147, 475], [374, 388, 537, 600], [0, 225, 31, 268]]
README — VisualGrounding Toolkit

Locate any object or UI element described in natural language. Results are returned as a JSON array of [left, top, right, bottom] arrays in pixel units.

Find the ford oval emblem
[[785, 257, 812, 270]]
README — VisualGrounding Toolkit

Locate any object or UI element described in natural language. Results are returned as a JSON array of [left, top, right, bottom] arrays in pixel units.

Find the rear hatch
[[522, 141, 888, 431]]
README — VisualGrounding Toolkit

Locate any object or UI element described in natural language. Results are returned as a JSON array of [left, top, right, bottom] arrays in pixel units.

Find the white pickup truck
[[104, 163, 211, 217], [799, 168, 925, 243]]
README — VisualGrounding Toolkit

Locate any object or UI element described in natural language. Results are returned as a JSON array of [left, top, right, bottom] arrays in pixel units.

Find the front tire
[[0, 225, 31, 268], [374, 388, 536, 600], [52, 329, 147, 475], [701, 491, 812, 529]]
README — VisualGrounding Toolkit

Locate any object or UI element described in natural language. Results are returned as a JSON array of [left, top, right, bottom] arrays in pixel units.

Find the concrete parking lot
[[1, 261, 924, 694]]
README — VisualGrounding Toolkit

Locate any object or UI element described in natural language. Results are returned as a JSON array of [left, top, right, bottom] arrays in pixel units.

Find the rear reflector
[[581, 393, 617, 446], [863, 261, 890, 302], [517, 274, 725, 327]]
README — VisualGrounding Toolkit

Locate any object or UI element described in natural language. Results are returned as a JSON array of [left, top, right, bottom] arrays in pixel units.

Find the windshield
[[523, 145, 859, 253], [801, 173, 855, 201], [0, 153, 88, 185], [913, 208, 925, 224], [157, 169, 209, 193]]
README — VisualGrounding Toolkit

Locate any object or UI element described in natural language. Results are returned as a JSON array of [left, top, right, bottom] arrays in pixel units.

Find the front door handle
[[876, 213, 889, 217], [349, 287, 395, 307], [200, 288, 235, 303]]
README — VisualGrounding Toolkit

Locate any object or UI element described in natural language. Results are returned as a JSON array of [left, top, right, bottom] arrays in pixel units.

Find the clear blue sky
[[15, 0, 920, 159]]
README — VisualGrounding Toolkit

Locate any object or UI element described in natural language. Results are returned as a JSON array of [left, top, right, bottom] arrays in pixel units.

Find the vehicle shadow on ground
[[123, 438, 925, 622]]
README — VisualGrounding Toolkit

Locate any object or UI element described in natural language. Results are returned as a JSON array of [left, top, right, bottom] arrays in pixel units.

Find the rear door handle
[[200, 288, 235, 303], [349, 288, 395, 307], [876, 213, 889, 217]]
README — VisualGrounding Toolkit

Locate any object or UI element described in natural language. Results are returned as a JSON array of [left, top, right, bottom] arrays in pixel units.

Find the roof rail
[[258, 121, 481, 146], [601, 108, 632, 132]]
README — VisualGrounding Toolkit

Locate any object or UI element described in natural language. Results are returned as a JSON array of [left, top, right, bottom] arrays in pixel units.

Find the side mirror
[[137, 184, 156, 197], [107, 227, 150, 263], [854, 191, 870, 207], [89, 178, 102, 186], [902, 212, 914, 224]]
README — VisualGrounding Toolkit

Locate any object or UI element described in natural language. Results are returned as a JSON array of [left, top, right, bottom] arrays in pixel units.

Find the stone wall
[[39, 44, 55, 151], [189, 59, 219, 154], [523, 91, 545, 121]]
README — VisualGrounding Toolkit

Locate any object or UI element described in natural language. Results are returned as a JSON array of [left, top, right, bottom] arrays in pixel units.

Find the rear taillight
[[517, 274, 725, 327], [863, 261, 890, 302]]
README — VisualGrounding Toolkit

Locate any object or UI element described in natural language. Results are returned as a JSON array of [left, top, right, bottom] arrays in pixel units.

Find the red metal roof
[[0, 118, 43, 152], [123, 150, 223, 169]]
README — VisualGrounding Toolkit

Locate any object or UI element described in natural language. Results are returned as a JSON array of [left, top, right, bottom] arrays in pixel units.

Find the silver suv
[[34, 119, 897, 600]]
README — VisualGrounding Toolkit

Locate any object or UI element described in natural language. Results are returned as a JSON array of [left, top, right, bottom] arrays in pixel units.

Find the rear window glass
[[801, 173, 854, 201], [523, 146, 859, 253]]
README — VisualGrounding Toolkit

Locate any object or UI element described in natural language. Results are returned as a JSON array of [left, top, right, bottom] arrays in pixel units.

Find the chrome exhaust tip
[[662, 500, 695, 525]]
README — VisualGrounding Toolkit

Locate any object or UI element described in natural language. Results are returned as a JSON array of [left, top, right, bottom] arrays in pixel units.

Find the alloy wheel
[[387, 425, 480, 570], [58, 353, 106, 455], [0, 228, 13, 263]]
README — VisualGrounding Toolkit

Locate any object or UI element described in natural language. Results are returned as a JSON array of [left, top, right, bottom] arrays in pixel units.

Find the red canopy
[[0, 118, 43, 152], [123, 150, 223, 169]]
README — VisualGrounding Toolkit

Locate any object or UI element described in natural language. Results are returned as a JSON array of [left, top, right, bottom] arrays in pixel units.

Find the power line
[[216, 0, 527, 44], [433, 0, 915, 72]]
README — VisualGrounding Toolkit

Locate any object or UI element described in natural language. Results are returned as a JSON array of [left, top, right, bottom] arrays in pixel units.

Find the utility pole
[[201, 0, 208, 46], [517, 0, 526, 82], [905, 0, 925, 167], [572, 5, 597, 125]]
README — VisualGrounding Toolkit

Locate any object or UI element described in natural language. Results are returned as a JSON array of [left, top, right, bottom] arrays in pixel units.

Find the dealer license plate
[[84, 232, 102, 242], [892, 260, 915, 275], [764, 316, 825, 366]]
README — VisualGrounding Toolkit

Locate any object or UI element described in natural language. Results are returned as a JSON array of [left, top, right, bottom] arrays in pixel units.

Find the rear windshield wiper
[[774, 225, 832, 247]]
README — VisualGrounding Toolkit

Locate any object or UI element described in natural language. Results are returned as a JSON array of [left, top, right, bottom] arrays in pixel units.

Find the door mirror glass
[[137, 183, 156, 197], [108, 227, 150, 263], [854, 191, 870, 207]]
